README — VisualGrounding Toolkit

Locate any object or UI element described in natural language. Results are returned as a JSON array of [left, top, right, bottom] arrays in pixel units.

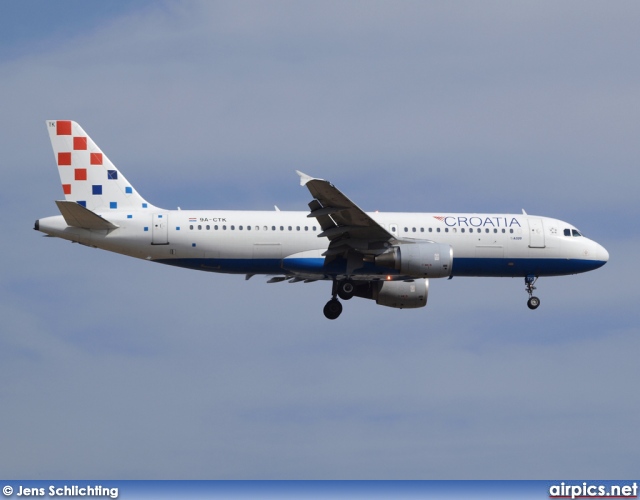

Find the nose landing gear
[[525, 276, 540, 310]]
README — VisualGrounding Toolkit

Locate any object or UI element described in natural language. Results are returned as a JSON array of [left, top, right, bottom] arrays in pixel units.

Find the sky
[[1, 0, 639, 479]]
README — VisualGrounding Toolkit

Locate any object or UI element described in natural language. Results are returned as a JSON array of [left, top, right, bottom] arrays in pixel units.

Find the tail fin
[[46, 120, 155, 212]]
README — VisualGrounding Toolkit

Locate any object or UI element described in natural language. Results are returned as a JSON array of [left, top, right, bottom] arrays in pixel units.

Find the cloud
[[0, 0, 638, 479]]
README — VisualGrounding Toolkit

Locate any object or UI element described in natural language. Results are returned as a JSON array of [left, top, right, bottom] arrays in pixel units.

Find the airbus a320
[[35, 121, 609, 319]]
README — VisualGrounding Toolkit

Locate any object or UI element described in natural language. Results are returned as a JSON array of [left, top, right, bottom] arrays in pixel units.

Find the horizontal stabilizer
[[55, 200, 119, 230]]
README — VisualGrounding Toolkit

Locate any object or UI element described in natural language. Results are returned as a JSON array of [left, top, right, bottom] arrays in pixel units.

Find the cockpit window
[[565, 228, 583, 237]]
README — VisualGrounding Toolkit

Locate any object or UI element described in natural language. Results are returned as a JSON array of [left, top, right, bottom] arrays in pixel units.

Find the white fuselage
[[36, 209, 609, 279]]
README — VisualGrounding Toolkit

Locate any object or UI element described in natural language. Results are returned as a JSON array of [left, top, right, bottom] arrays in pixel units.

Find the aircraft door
[[527, 218, 545, 248], [151, 213, 169, 245]]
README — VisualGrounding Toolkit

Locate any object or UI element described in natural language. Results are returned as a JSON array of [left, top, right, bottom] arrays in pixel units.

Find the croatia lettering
[[433, 216, 521, 228]]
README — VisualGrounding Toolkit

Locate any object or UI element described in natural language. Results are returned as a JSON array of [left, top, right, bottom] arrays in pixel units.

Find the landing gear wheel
[[524, 276, 540, 310], [337, 281, 355, 301], [323, 299, 343, 320]]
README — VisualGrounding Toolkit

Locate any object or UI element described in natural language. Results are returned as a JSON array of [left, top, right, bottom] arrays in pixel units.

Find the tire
[[337, 281, 355, 301], [323, 299, 343, 320], [527, 296, 540, 310]]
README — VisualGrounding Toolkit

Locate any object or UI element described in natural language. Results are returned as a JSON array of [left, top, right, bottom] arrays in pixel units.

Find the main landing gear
[[323, 280, 355, 319], [323, 298, 342, 320], [525, 276, 541, 310]]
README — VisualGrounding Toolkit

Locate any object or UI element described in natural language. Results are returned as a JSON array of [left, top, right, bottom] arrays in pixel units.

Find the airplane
[[35, 120, 609, 319]]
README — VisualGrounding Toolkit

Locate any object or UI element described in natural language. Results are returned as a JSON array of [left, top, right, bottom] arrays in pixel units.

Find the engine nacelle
[[375, 242, 453, 278], [374, 279, 429, 309]]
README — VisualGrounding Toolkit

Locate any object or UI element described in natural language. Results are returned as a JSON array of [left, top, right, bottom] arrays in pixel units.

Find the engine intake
[[375, 242, 453, 278]]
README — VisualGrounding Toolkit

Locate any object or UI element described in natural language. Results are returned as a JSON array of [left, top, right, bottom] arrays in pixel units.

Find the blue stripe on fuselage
[[451, 257, 607, 277], [154, 257, 607, 277]]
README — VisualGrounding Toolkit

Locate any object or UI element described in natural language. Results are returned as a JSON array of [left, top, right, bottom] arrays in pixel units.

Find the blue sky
[[1, 1, 638, 479]]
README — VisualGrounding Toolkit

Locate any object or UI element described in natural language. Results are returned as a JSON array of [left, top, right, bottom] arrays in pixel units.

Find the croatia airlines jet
[[35, 120, 609, 319]]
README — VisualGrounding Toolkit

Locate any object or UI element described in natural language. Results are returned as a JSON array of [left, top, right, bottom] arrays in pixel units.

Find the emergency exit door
[[151, 213, 169, 245]]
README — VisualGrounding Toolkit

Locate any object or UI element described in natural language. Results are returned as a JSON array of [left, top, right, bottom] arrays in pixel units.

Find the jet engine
[[374, 279, 428, 309], [350, 279, 429, 309], [374, 242, 453, 278]]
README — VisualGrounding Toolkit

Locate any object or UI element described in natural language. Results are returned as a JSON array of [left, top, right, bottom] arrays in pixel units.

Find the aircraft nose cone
[[598, 244, 609, 263]]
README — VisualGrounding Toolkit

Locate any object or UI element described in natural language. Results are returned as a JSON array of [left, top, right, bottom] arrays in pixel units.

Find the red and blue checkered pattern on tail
[[46, 120, 155, 213]]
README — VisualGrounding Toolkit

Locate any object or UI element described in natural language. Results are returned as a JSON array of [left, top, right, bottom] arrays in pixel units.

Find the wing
[[297, 171, 395, 273]]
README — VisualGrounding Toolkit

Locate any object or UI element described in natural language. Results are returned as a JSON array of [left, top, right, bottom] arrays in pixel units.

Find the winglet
[[296, 170, 316, 186]]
